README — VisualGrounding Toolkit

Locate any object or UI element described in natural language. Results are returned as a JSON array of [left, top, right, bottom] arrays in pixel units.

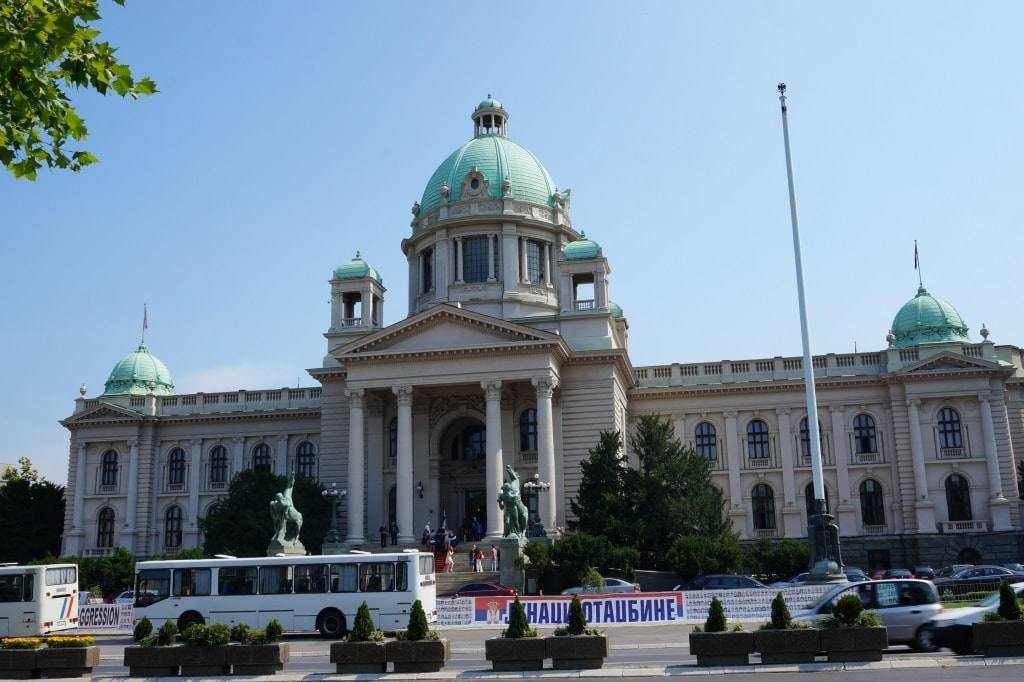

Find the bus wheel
[[317, 608, 347, 639], [177, 611, 205, 631]]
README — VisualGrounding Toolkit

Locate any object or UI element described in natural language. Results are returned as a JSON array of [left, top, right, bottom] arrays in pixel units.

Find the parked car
[[794, 578, 942, 650], [115, 590, 135, 604], [913, 566, 935, 580], [674, 574, 767, 591], [768, 572, 809, 589], [845, 568, 869, 582], [1002, 563, 1024, 573], [442, 582, 516, 598], [935, 564, 974, 580], [561, 577, 640, 595], [932, 565, 1024, 598], [923, 582, 1024, 654], [884, 568, 913, 579], [869, 569, 887, 580]]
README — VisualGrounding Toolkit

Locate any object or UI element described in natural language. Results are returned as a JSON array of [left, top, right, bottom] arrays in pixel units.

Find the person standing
[[444, 547, 455, 573], [390, 521, 399, 546], [490, 544, 499, 571], [474, 546, 484, 573], [378, 525, 387, 548]]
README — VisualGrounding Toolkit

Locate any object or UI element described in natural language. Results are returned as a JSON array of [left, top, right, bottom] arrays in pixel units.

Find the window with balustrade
[[209, 446, 228, 484], [462, 236, 489, 283], [859, 479, 886, 528], [804, 482, 831, 519], [101, 450, 118, 487], [252, 443, 271, 471], [945, 474, 972, 521], [519, 408, 537, 452], [164, 505, 183, 548], [853, 414, 878, 454], [937, 407, 963, 449], [751, 483, 776, 530], [97, 508, 115, 548], [695, 422, 717, 462], [296, 441, 317, 478], [168, 448, 186, 486], [746, 419, 771, 460]]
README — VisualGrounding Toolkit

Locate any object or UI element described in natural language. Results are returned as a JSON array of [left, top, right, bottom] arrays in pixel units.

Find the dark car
[[933, 565, 1024, 599], [913, 566, 936, 580], [443, 582, 516, 598], [845, 567, 869, 582], [935, 564, 973, 580], [1002, 563, 1024, 573], [884, 568, 913, 579], [674, 574, 767, 591]]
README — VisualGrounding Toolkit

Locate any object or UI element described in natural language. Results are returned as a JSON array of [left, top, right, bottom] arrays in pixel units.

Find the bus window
[[295, 564, 328, 594], [359, 563, 395, 592], [22, 573, 34, 602], [0, 574, 24, 602], [330, 564, 357, 593], [136, 569, 171, 607], [396, 563, 408, 591], [45, 567, 76, 586], [218, 566, 257, 595], [259, 566, 293, 594], [173, 568, 212, 597], [419, 556, 433, 576]]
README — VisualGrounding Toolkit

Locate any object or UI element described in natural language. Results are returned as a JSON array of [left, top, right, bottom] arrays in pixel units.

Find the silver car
[[561, 577, 640, 595], [794, 579, 941, 650]]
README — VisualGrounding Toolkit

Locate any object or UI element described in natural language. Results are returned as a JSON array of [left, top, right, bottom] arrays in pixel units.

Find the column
[[559, 272, 572, 312], [231, 438, 244, 477], [454, 237, 464, 283], [487, 234, 495, 281], [394, 385, 415, 544], [533, 376, 557, 532], [187, 439, 201, 532], [361, 285, 373, 327], [124, 440, 139, 551], [483, 379, 505, 539], [907, 398, 936, 532], [365, 403, 384, 538], [724, 411, 747, 536], [346, 389, 366, 544], [519, 238, 529, 283], [406, 253, 416, 312], [72, 443, 87, 533], [829, 406, 855, 534], [436, 232, 450, 299], [594, 272, 608, 308], [502, 225, 520, 293], [330, 288, 341, 330], [979, 394, 1012, 530], [542, 243, 552, 286]]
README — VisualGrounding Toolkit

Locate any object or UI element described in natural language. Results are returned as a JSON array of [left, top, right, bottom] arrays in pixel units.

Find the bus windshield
[[136, 569, 171, 607]]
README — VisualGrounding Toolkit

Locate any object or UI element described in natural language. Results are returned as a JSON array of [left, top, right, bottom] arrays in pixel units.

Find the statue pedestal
[[267, 540, 306, 557], [321, 541, 346, 556], [498, 537, 526, 595]]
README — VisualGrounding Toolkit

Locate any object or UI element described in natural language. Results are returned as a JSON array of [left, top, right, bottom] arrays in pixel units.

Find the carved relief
[[460, 167, 490, 200]]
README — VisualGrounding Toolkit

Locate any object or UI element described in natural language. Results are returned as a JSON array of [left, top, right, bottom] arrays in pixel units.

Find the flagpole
[[142, 304, 148, 345]]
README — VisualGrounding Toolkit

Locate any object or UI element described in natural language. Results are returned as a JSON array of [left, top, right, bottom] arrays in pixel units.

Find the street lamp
[[522, 474, 551, 538], [322, 482, 347, 546], [777, 83, 844, 581]]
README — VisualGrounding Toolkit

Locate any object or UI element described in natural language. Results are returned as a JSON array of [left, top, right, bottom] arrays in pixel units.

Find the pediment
[[63, 401, 143, 426], [896, 352, 999, 375]]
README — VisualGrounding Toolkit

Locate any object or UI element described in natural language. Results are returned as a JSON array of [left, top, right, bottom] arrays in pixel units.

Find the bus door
[[257, 565, 294, 630]]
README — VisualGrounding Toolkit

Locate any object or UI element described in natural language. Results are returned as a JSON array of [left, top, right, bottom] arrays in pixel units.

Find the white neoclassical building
[[60, 98, 1024, 570]]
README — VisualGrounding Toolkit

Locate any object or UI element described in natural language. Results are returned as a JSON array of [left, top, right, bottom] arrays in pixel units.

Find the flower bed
[[0, 635, 98, 678], [123, 618, 289, 676]]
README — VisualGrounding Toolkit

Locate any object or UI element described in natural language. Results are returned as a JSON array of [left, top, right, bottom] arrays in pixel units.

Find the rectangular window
[[45, 567, 76, 586], [330, 564, 358, 593], [22, 573, 34, 602], [173, 568, 212, 597], [359, 562, 395, 592], [395, 563, 408, 592], [421, 248, 434, 293], [259, 565, 293, 594], [418, 556, 434, 577], [526, 239, 544, 283], [0, 575, 24, 603], [135, 569, 171, 607], [462, 236, 489, 283], [217, 566, 257, 596], [295, 564, 328, 594]]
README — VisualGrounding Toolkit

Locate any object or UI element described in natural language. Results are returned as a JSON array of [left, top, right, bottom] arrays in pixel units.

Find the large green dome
[[419, 135, 556, 214], [890, 286, 970, 349], [102, 344, 175, 396]]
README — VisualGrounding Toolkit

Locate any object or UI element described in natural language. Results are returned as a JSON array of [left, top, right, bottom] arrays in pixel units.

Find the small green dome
[[564, 233, 601, 260], [102, 344, 174, 396], [419, 135, 556, 214], [890, 286, 970, 348], [476, 96, 503, 110], [608, 301, 624, 318], [333, 252, 381, 283]]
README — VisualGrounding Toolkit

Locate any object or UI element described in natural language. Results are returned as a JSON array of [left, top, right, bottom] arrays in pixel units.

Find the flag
[[914, 241, 919, 270]]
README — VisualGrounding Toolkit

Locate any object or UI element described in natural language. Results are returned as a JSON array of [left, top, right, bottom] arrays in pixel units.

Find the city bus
[[0, 563, 79, 636], [134, 551, 437, 637]]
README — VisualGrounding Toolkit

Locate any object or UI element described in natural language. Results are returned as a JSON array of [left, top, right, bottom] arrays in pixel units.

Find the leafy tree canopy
[[0, 0, 156, 180], [0, 457, 65, 563]]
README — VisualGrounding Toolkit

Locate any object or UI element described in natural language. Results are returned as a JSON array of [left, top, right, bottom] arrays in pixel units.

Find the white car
[[561, 577, 640, 595], [924, 582, 1024, 654], [115, 590, 135, 604]]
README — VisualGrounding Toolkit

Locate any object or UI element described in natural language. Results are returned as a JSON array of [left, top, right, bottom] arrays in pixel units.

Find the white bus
[[134, 551, 437, 637], [0, 564, 79, 636]]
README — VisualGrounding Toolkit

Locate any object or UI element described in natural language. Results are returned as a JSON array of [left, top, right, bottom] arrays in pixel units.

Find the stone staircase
[[436, 570, 501, 595]]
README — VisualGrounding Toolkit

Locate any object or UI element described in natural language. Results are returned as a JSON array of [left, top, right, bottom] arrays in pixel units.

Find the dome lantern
[[472, 94, 508, 137]]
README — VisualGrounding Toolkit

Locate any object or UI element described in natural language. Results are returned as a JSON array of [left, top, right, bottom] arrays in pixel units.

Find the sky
[[4, 1, 1023, 484]]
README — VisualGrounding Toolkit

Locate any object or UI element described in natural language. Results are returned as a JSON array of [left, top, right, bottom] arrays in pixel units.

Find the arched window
[[209, 445, 228, 484], [101, 450, 119, 487], [938, 407, 964, 449], [168, 448, 187, 486], [695, 422, 717, 461], [450, 424, 486, 461], [164, 505, 183, 549], [859, 479, 886, 527], [798, 416, 824, 461], [945, 474, 972, 521], [746, 419, 770, 460], [388, 418, 397, 461], [751, 484, 776, 530], [853, 414, 878, 454], [252, 443, 271, 471], [97, 508, 115, 548], [804, 482, 831, 519], [519, 408, 537, 452], [296, 441, 317, 479]]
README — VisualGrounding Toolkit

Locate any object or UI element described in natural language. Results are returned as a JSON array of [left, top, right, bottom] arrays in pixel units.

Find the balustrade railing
[[162, 463, 190, 494], [939, 519, 988, 534], [753, 528, 778, 539], [862, 524, 889, 535], [573, 299, 596, 311], [94, 465, 124, 495]]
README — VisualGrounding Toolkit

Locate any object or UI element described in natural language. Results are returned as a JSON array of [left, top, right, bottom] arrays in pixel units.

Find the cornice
[[64, 407, 321, 431], [629, 375, 884, 401], [341, 339, 569, 365]]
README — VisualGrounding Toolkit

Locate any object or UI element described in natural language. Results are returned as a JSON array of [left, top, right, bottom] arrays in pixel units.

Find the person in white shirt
[[490, 544, 499, 571]]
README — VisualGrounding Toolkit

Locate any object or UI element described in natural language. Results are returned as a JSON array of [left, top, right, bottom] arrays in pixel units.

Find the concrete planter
[[972, 620, 1024, 657], [124, 645, 181, 677], [329, 640, 386, 673], [0, 649, 39, 680], [818, 627, 887, 662], [36, 646, 100, 678], [178, 645, 230, 676], [546, 634, 608, 670], [484, 637, 546, 671], [385, 639, 451, 672], [689, 631, 754, 666], [754, 629, 821, 664], [227, 643, 291, 674]]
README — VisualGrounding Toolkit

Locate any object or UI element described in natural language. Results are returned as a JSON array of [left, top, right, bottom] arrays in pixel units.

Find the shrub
[[2, 637, 43, 650], [582, 567, 606, 593], [704, 597, 726, 633], [156, 620, 177, 646], [406, 600, 430, 641], [997, 582, 1023, 621], [768, 592, 792, 630], [139, 634, 157, 647], [45, 635, 94, 648], [133, 617, 153, 643], [554, 594, 602, 636], [88, 585, 104, 601], [265, 619, 283, 642], [230, 622, 250, 643], [243, 628, 267, 645], [207, 623, 230, 646], [181, 623, 209, 646], [348, 602, 384, 642], [834, 594, 863, 624], [503, 596, 537, 638], [818, 594, 882, 629]]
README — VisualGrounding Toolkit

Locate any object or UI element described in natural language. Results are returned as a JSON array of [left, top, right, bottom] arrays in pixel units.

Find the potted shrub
[[386, 599, 451, 672], [547, 595, 608, 669], [754, 593, 820, 664], [124, 620, 181, 676], [816, 594, 887, 662], [972, 582, 1024, 657], [38, 635, 100, 677], [330, 602, 386, 673], [176, 622, 231, 675], [0, 636, 43, 678], [485, 596, 546, 671], [228, 619, 291, 674], [689, 597, 753, 666]]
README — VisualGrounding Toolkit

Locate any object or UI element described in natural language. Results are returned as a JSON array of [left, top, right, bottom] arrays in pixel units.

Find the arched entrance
[[438, 416, 488, 540]]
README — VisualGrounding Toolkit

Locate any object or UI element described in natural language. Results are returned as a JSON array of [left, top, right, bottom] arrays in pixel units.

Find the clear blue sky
[[4, 2, 1022, 483]]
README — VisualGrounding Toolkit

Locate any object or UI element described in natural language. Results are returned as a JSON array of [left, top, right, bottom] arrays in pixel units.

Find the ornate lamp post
[[777, 83, 844, 580], [522, 473, 551, 538], [322, 482, 347, 548]]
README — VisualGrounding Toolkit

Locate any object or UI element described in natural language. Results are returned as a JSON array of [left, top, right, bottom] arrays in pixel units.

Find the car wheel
[[316, 608, 347, 639], [911, 625, 937, 652]]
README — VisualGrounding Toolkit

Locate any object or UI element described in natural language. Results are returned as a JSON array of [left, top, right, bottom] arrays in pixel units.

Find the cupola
[[102, 344, 174, 396], [889, 285, 970, 348], [472, 94, 508, 137], [563, 231, 602, 260]]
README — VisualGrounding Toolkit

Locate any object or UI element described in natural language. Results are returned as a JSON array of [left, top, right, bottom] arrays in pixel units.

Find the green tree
[[665, 534, 742, 583], [33, 548, 135, 597], [566, 595, 587, 635], [769, 592, 792, 630], [551, 532, 609, 588], [503, 596, 536, 638], [741, 539, 810, 583], [997, 581, 1022, 621], [569, 431, 630, 544], [406, 600, 429, 640], [348, 602, 382, 642], [0, 457, 65, 563], [705, 597, 726, 632], [0, 0, 157, 179], [200, 469, 331, 556]]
